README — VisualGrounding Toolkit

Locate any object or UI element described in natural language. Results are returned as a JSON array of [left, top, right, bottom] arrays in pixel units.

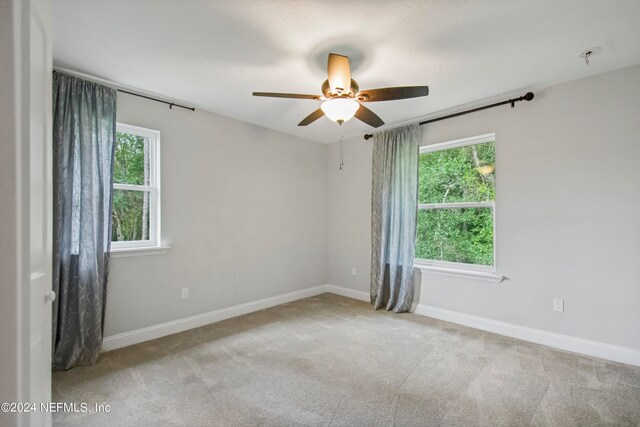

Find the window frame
[[415, 133, 497, 274], [111, 123, 162, 251]]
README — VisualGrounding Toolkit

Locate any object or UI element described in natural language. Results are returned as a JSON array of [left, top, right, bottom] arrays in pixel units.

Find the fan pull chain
[[339, 123, 344, 170]]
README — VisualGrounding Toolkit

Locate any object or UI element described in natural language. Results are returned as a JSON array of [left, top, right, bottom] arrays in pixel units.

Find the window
[[415, 133, 496, 272], [111, 123, 161, 250]]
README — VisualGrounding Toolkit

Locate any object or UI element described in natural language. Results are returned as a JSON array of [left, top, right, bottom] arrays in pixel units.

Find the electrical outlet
[[181, 288, 189, 300], [351, 267, 357, 276], [553, 298, 564, 312]]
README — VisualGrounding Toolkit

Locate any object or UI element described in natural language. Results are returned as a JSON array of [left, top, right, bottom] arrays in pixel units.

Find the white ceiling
[[53, 0, 640, 143]]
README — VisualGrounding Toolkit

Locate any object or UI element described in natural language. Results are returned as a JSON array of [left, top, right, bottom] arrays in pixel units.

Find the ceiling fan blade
[[298, 108, 325, 126], [357, 86, 429, 102], [327, 53, 351, 94], [354, 104, 384, 128], [253, 92, 319, 100]]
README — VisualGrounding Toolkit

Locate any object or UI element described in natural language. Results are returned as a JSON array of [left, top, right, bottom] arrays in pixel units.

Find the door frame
[[0, 0, 53, 426]]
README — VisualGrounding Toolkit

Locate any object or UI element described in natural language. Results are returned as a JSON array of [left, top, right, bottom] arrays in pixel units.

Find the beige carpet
[[53, 293, 640, 426]]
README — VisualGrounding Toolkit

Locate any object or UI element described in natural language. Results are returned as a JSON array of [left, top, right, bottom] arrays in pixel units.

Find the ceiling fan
[[253, 53, 429, 128]]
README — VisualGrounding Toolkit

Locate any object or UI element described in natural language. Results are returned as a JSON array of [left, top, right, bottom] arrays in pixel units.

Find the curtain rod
[[116, 89, 195, 111], [363, 92, 534, 140], [54, 67, 195, 112]]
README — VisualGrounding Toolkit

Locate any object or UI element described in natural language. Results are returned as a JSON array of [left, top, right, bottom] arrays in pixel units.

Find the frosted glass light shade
[[321, 98, 359, 123]]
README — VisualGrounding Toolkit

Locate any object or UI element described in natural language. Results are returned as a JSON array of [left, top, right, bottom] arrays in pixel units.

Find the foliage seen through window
[[416, 140, 495, 266], [112, 131, 151, 242]]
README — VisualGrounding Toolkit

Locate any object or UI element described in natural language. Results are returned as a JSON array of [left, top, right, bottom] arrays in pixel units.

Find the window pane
[[112, 189, 151, 242], [418, 142, 495, 204], [415, 208, 494, 266], [114, 132, 150, 185]]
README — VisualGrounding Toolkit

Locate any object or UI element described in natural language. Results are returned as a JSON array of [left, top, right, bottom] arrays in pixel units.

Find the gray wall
[[105, 93, 327, 336], [326, 134, 373, 295], [326, 64, 640, 351]]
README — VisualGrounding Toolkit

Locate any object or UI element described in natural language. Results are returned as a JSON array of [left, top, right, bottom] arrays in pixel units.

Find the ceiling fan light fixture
[[253, 53, 429, 128], [321, 98, 359, 123]]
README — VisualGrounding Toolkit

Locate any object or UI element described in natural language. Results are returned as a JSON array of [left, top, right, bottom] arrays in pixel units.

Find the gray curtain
[[370, 124, 420, 312], [52, 71, 117, 370]]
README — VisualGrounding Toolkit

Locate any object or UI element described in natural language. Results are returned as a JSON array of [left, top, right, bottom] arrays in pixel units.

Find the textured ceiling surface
[[53, 0, 640, 143]]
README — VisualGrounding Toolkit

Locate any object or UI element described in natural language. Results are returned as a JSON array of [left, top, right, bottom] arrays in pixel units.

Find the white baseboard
[[102, 285, 329, 352], [102, 284, 640, 367], [324, 284, 370, 302], [414, 304, 640, 367]]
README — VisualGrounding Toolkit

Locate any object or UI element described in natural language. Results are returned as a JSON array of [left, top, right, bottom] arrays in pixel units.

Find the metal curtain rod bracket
[[117, 89, 195, 111], [363, 92, 534, 140]]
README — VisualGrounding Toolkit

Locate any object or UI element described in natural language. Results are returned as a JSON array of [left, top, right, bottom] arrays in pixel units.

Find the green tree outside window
[[416, 141, 495, 266]]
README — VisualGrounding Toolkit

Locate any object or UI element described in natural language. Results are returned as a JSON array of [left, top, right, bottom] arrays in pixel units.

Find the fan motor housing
[[322, 79, 360, 99]]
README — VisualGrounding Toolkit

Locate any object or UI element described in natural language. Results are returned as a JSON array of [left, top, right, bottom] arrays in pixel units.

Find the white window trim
[[110, 245, 171, 258], [418, 201, 493, 210], [416, 132, 498, 278], [413, 263, 504, 283], [111, 123, 167, 255], [419, 133, 495, 154]]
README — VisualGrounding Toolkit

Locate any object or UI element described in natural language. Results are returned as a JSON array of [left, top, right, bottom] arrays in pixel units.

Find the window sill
[[414, 264, 504, 283], [110, 245, 171, 258]]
